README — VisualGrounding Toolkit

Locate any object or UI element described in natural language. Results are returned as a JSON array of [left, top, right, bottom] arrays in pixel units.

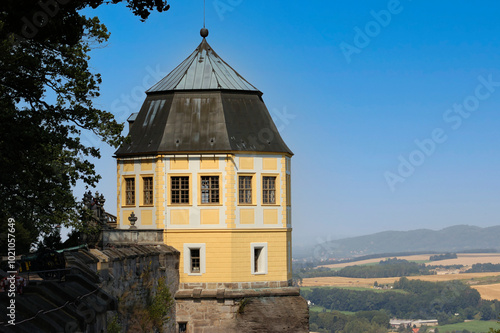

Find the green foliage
[[467, 263, 500, 273], [148, 277, 174, 330], [430, 253, 458, 261], [306, 278, 497, 325], [237, 298, 250, 314], [0, 0, 169, 250], [435, 319, 499, 332], [297, 258, 434, 279], [335, 258, 434, 278], [38, 227, 64, 250], [123, 276, 174, 332], [107, 315, 122, 333], [489, 315, 500, 333], [309, 310, 388, 332]]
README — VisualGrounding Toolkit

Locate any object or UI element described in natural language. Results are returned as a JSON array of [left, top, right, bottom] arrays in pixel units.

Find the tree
[[38, 226, 63, 250], [489, 315, 500, 333], [0, 0, 169, 252]]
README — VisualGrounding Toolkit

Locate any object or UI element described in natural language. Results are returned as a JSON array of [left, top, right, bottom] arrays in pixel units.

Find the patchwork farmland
[[306, 253, 500, 300]]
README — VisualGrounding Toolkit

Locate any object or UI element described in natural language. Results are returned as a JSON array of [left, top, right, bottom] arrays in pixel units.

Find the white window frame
[[183, 243, 206, 276], [251, 242, 268, 275]]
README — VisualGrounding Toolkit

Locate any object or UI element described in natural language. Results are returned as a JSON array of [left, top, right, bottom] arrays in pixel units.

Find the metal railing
[[21, 268, 71, 282]]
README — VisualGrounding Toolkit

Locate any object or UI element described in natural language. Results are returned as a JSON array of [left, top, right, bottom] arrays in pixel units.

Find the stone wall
[[175, 287, 309, 333], [180, 280, 290, 290], [101, 229, 164, 246], [65, 241, 308, 333], [66, 244, 180, 333]]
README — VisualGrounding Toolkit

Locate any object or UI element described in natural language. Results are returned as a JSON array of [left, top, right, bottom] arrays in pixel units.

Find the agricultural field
[[430, 253, 500, 267], [472, 283, 500, 301], [309, 253, 500, 300], [301, 286, 407, 294], [319, 254, 432, 268], [302, 272, 500, 288], [319, 253, 500, 269], [308, 305, 355, 315], [436, 320, 499, 333], [302, 273, 500, 300]]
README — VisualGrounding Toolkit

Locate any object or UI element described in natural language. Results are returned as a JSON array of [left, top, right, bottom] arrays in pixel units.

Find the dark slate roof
[[147, 39, 259, 92], [115, 91, 293, 156], [115, 36, 292, 156]]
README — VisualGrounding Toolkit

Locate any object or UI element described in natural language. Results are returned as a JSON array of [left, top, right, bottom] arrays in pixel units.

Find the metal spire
[[200, 0, 209, 38]]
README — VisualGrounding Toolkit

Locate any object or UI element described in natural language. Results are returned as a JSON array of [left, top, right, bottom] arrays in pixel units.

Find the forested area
[[297, 258, 434, 279], [430, 253, 458, 261], [466, 263, 500, 273], [303, 278, 499, 326], [309, 310, 389, 333]]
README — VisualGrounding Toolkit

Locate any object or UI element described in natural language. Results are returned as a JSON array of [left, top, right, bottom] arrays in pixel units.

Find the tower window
[[125, 178, 135, 206], [201, 176, 219, 204], [183, 243, 205, 275], [143, 176, 153, 205], [178, 322, 187, 332], [251, 243, 268, 275], [190, 248, 200, 273], [171, 176, 190, 204], [262, 176, 276, 204], [239, 175, 253, 204], [254, 247, 262, 273]]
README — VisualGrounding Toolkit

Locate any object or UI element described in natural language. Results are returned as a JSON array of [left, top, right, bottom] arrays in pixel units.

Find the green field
[[412, 260, 431, 264], [309, 305, 327, 312], [301, 286, 407, 294], [469, 275, 500, 285], [307, 305, 355, 315], [436, 320, 498, 332]]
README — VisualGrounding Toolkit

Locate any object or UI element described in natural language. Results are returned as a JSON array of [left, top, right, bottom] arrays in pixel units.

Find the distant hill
[[303, 225, 500, 260]]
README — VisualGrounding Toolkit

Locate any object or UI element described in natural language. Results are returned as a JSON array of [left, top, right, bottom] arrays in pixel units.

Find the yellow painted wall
[[263, 209, 278, 225], [123, 161, 135, 172], [155, 157, 165, 228], [281, 156, 288, 227], [165, 229, 291, 283], [170, 157, 189, 170], [141, 210, 153, 226], [141, 161, 153, 171], [224, 155, 236, 228], [239, 157, 254, 170], [239, 209, 255, 224], [262, 157, 277, 170], [116, 154, 293, 288], [171, 209, 190, 225], [200, 156, 219, 169], [122, 210, 134, 225], [201, 209, 219, 225]]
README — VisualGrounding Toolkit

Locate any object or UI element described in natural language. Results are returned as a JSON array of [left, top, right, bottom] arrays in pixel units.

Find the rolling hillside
[[305, 225, 500, 260]]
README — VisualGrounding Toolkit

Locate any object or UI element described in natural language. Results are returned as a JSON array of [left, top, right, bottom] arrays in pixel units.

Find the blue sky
[[76, 1, 500, 247]]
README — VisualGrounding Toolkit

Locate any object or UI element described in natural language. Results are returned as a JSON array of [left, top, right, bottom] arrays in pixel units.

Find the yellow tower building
[[115, 29, 305, 332]]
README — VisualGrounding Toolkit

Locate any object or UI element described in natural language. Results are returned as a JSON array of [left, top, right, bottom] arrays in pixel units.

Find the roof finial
[[200, 0, 209, 38]]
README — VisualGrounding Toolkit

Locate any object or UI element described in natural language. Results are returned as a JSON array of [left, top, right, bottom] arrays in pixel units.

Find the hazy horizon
[[73, 2, 500, 248]]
